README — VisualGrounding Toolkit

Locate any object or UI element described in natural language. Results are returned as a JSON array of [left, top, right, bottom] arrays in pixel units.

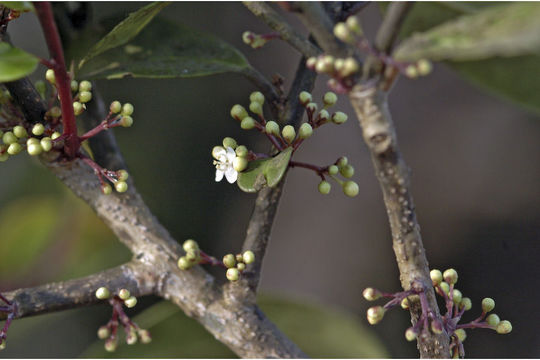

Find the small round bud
[[124, 296, 137, 308], [3, 131, 17, 144], [306, 102, 318, 113], [95, 287, 110, 299], [332, 111, 348, 124], [126, 330, 138, 345], [337, 156, 348, 167], [72, 102, 84, 115], [178, 256, 191, 270], [328, 165, 339, 175], [237, 262, 246, 271], [230, 104, 248, 120], [431, 320, 443, 334], [452, 289, 462, 305], [282, 125, 296, 143], [7, 143, 22, 155], [118, 289, 131, 300], [405, 65, 418, 79], [223, 254, 236, 268], [79, 91, 92, 103], [226, 268, 240, 282], [27, 142, 43, 156], [249, 101, 263, 116], [183, 239, 199, 252], [333, 22, 353, 43], [249, 91, 265, 104], [460, 297, 472, 311], [223, 137, 237, 149], [496, 320, 512, 334], [79, 80, 92, 92], [49, 106, 62, 118], [104, 338, 118, 352], [486, 313, 500, 326], [243, 250, 255, 264], [45, 69, 55, 84], [35, 80, 46, 97], [185, 249, 199, 262], [299, 91, 312, 105], [306, 57, 317, 69], [317, 109, 330, 123], [318, 180, 331, 195], [242, 31, 253, 45], [97, 326, 110, 339], [122, 103, 134, 116], [120, 115, 133, 127], [482, 298, 495, 313], [32, 123, 45, 136], [443, 268, 458, 285], [70, 80, 79, 92], [236, 254, 244, 263], [340, 164, 354, 178], [417, 59, 432, 76], [240, 117, 256, 130], [455, 329, 467, 342], [0, 339, 5, 350], [362, 288, 381, 301], [346, 16, 363, 35], [343, 181, 359, 197], [298, 123, 313, 139], [316, 55, 334, 73], [341, 57, 359, 77], [334, 58, 345, 73], [51, 132, 61, 140], [138, 329, 152, 344], [0, 150, 9, 162], [13, 125, 27, 138], [401, 298, 410, 309], [323, 92, 338, 107], [430, 269, 443, 286], [110, 101, 122, 113], [115, 181, 128, 193], [366, 306, 385, 325], [233, 156, 248, 172], [235, 145, 248, 158], [405, 327, 417, 341], [117, 169, 129, 181], [101, 184, 112, 195], [438, 282, 450, 295], [263, 121, 279, 136], [27, 137, 39, 146]]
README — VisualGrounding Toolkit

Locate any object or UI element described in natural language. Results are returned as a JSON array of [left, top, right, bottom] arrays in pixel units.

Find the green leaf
[[237, 147, 292, 193], [77, 17, 250, 80], [394, 3, 540, 62], [78, 2, 170, 68], [0, 42, 38, 82], [0, 1, 34, 11]]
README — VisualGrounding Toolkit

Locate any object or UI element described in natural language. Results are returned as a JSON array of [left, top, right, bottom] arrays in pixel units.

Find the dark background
[[0, 2, 538, 358]]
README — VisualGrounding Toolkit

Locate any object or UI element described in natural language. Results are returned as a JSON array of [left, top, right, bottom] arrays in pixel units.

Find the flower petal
[[215, 169, 224, 182], [225, 167, 238, 183], [226, 147, 237, 162], [212, 146, 226, 160]]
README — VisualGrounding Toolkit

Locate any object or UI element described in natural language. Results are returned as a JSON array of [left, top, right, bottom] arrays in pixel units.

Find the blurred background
[[0, 2, 539, 358]]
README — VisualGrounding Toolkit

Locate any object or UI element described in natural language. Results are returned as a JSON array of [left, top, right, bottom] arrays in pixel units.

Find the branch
[[374, 2, 413, 54], [1, 262, 155, 320], [243, 1, 320, 58]]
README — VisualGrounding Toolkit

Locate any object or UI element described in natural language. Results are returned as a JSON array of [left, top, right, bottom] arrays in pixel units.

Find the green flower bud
[[178, 256, 191, 270], [122, 103, 134, 116], [0, 339, 5, 350], [185, 249, 200, 262], [49, 106, 61, 118], [460, 297, 472, 311], [27, 137, 39, 146], [241, 117, 256, 130], [102, 184, 112, 195], [333, 22, 353, 43], [126, 330, 138, 345], [138, 329, 152, 344], [443, 268, 458, 285], [120, 115, 133, 127], [265, 121, 280, 136], [7, 143, 22, 155], [237, 262, 246, 271], [226, 268, 240, 282], [249, 101, 263, 116], [417, 59, 432, 76], [70, 80, 79, 92], [332, 111, 348, 124], [316, 55, 334, 73], [341, 57, 359, 77], [0, 151, 9, 162], [282, 125, 296, 143], [104, 338, 118, 352], [233, 156, 248, 172], [452, 289, 462, 305], [3, 131, 17, 144], [79, 80, 92, 92], [230, 104, 248, 120], [51, 131, 61, 140], [362, 288, 381, 301], [97, 326, 110, 339], [223, 137, 237, 149], [236, 254, 244, 263], [323, 92, 338, 107], [431, 320, 443, 334], [124, 296, 137, 308], [455, 329, 467, 342], [223, 254, 236, 268], [183, 239, 199, 252], [115, 181, 128, 193], [405, 327, 417, 341], [32, 123, 45, 136], [235, 145, 248, 158], [306, 57, 317, 69], [117, 169, 129, 181], [438, 282, 450, 295], [405, 65, 418, 79], [328, 165, 339, 175], [340, 164, 354, 178], [366, 306, 385, 325], [27, 142, 43, 156], [243, 250, 255, 264], [334, 58, 345, 73], [430, 269, 443, 286], [298, 123, 313, 139], [318, 109, 330, 123], [299, 91, 312, 105], [482, 298, 495, 313], [45, 69, 55, 84], [306, 102, 318, 113], [343, 181, 359, 197], [496, 320, 512, 334], [118, 289, 131, 300], [249, 91, 265, 104], [110, 101, 122, 113], [401, 298, 410, 309], [95, 287, 110, 299], [242, 31, 253, 45], [79, 91, 92, 103], [35, 80, 46, 98], [337, 156, 348, 167], [13, 125, 27, 138], [486, 313, 500, 326], [318, 180, 331, 195], [346, 16, 363, 35]]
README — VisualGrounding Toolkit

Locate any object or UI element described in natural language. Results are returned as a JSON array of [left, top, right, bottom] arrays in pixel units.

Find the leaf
[[394, 3, 540, 62], [0, 1, 34, 11], [77, 17, 250, 80], [0, 42, 38, 82], [237, 147, 292, 193], [78, 2, 170, 68]]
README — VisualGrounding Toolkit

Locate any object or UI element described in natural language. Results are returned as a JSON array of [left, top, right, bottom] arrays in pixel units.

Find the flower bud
[[306, 57, 317, 69], [102, 184, 112, 195], [72, 101, 84, 115], [249, 101, 263, 116], [183, 239, 199, 252], [233, 156, 248, 172], [306, 102, 318, 113], [496, 320, 512, 334], [249, 91, 265, 104], [95, 287, 110, 299], [332, 111, 348, 124], [455, 329, 467, 342], [122, 103, 134, 116], [460, 297, 472, 311], [337, 156, 348, 168], [282, 125, 296, 143], [242, 31, 253, 45], [49, 106, 62, 118], [333, 22, 353, 43], [13, 125, 27, 138], [45, 69, 55, 84], [104, 338, 118, 352], [126, 330, 138, 345], [79, 80, 92, 92], [117, 169, 129, 181], [41, 137, 52, 152], [241, 117, 256, 130], [486, 313, 500, 326], [265, 121, 280, 136], [0, 339, 5, 350], [405, 65, 418, 79], [70, 80, 79, 92], [97, 326, 110, 339], [341, 57, 359, 77], [417, 59, 432, 76], [27, 137, 40, 146], [243, 250, 255, 264], [452, 289, 462, 305], [340, 164, 354, 178], [124, 296, 137, 308], [51, 132, 61, 140], [430, 269, 443, 286], [230, 104, 248, 120], [237, 262, 246, 271], [343, 181, 359, 197], [236, 254, 244, 263], [226, 268, 240, 282], [185, 249, 199, 262], [298, 123, 313, 139], [431, 319, 443, 334], [317, 109, 330, 123], [299, 91, 312, 105], [443, 268, 458, 284], [7, 143, 22, 155], [27, 142, 43, 156], [481, 298, 495, 313], [318, 180, 331, 195], [178, 256, 190, 270], [438, 282, 450, 296], [223, 137, 237, 149], [362, 288, 381, 301], [0, 152, 8, 162], [223, 254, 236, 268], [328, 165, 338, 175], [79, 91, 92, 103], [346, 16, 363, 35], [401, 298, 410, 309], [35, 80, 46, 98], [366, 306, 385, 325], [115, 181, 128, 193], [138, 329, 152, 344], [110, 101, 122, 113], [323, 92, 338, 107], [118, 288, 131, 300], [405, 327, 417, 341]]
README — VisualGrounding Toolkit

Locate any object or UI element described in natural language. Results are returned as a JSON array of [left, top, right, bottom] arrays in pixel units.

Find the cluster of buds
[[306, 55, 360, 93], [363, 268, 512, 358], [0, 123, 56, 161], [177, 239, 255, 282], [0, 293, 15, 351], [94, 287, 151, 352], [242, 31, 280, 49]]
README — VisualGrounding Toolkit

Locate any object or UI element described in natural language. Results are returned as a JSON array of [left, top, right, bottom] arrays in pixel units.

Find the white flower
[[212, 146, 238, 183]]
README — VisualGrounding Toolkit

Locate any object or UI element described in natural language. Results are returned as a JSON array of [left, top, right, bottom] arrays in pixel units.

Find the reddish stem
[[34, 2, 79, 158], [288, 160, 325, 174]]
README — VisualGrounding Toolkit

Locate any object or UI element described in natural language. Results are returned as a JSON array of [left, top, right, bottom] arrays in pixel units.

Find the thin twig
[[240, 66, 280, 108]]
